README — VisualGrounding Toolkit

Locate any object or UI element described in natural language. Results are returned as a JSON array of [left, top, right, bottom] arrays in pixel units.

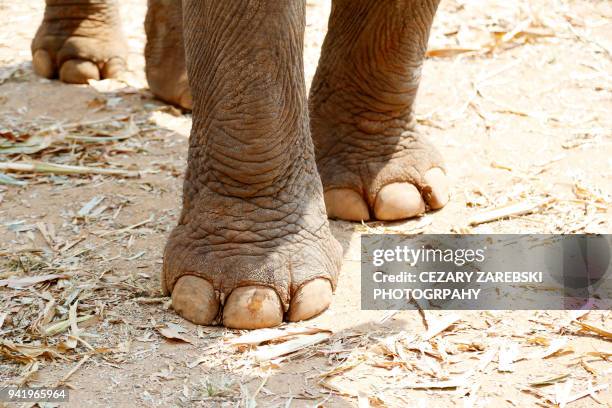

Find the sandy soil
[[0, 0, 611, 407]]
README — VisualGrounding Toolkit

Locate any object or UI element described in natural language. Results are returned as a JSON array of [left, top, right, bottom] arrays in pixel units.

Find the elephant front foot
[[313, 121, 450, 222], [165, 0, 341, 329], [144, 0, 192, 110], [31, 0, 127, 83], [162, 193, 342, 329]]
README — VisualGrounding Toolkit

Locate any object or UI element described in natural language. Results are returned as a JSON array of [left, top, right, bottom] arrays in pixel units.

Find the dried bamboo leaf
[[17, 361, 39, 386], [254, 332, 331, 362], [0, 161, 140, 177], [78, 196, 105, 217], [423, 313, 460, 341], [0, 312, 7, 330], [69, 301, 80, 336], [228, 326, 332, 346], [32, 298, 56, 334], [0, 172, 27, 186], [0, 273, 69, 289], [536, 338, 573, 359], [498, 342, 520, 372], [570, 383, 608, 405], [358, 391, 370, 408], [0, 340, 68, 364], [43, 315, 94, 336], [585, 350, 612, 360], [186, 356, 208, 369], [0, 134, 52, 155], [319, 378, 359, 397], [555, 379, 573, 408], [529, 373, 570, 387], [468, 198, 553, 226], [398, 377, 469, 389], [573, 321, 612, 339], [426, 47, 480, 57], [158, 326, 194, 344], [477, 345, 498, 371], [320, 355, 366, 378]]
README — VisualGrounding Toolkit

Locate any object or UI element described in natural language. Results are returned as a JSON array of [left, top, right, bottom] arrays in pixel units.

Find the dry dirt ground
[[1, 0, 611, 407]]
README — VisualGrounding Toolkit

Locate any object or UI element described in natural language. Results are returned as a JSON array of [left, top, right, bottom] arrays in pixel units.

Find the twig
[[55, 355, 90, 386], [96, 216, 154, 237], [468, 198, 553, 226], [0, 161, 140, 178]]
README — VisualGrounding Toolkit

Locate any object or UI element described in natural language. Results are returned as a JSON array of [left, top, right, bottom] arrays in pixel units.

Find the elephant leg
[[31, 0, 127, 83], [162, 0, 342, 329], [310, 0, 449, 221], [144, 0, 192, 110]]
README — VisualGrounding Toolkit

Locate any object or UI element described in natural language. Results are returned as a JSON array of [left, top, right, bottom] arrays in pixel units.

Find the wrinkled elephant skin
[[31, 0, 449, 329]]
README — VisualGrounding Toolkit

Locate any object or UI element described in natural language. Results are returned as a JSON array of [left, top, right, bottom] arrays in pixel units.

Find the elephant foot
[[308, 0, 448, 222], [163, 0, 341, 329], [31, 0, 127, 83], [162, 190, 342, 329], [144, 0, 192, 110], [313, 122, 450, 222]]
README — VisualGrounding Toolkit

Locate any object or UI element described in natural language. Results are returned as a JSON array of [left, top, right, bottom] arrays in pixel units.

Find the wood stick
[[468, 198, 553, 226], [0, 161, 139, 177]]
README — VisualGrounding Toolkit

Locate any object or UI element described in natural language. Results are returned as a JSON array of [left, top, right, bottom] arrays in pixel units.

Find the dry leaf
[[44, 315, 94, 337], [555, 378, 573, 408], [423, 313, 460, 341], [585, 350, 612, 360], [562, 383, 609, 405], [573, 321, 612, 339], [158, 326, 194, 344], [87, 78, 130, 93], [319, 378, 360, 397], [57, 337, 78, 352], [529, 373, 570, 387], [0, 273, 69, 289], [254, 332, 330, 362], [0, 312, 7, 330], [320, 355, 366, 378], [398, 377, 469, 389], [468, 199, 553, 226], [358, 391, 370, 408], [426, 47, 480, 57], [186, 356, 208, 369], [18, 361, 40, 386], [527, 336, 550, 347], [228, 326, 331, 346], [0, 161, 139, 178], [498, 342, 520, 372], [0, 340, 67, 364], [477, 345, 498, 371], [536, 338, 573, 359]]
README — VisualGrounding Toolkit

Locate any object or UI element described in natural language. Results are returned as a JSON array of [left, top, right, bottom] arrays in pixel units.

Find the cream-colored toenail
[[223, 286, 283, 329], [178, 91, 193, 110], [324, 188, 370, 221], [374, 182, 425, 220], [172, 276, 219, 325], [32, 50, 55, 79], [59, 59, 100, 84], [287, 278, 332, 322], [101, 57, 126, 79], [423, 168, 449, 209]]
